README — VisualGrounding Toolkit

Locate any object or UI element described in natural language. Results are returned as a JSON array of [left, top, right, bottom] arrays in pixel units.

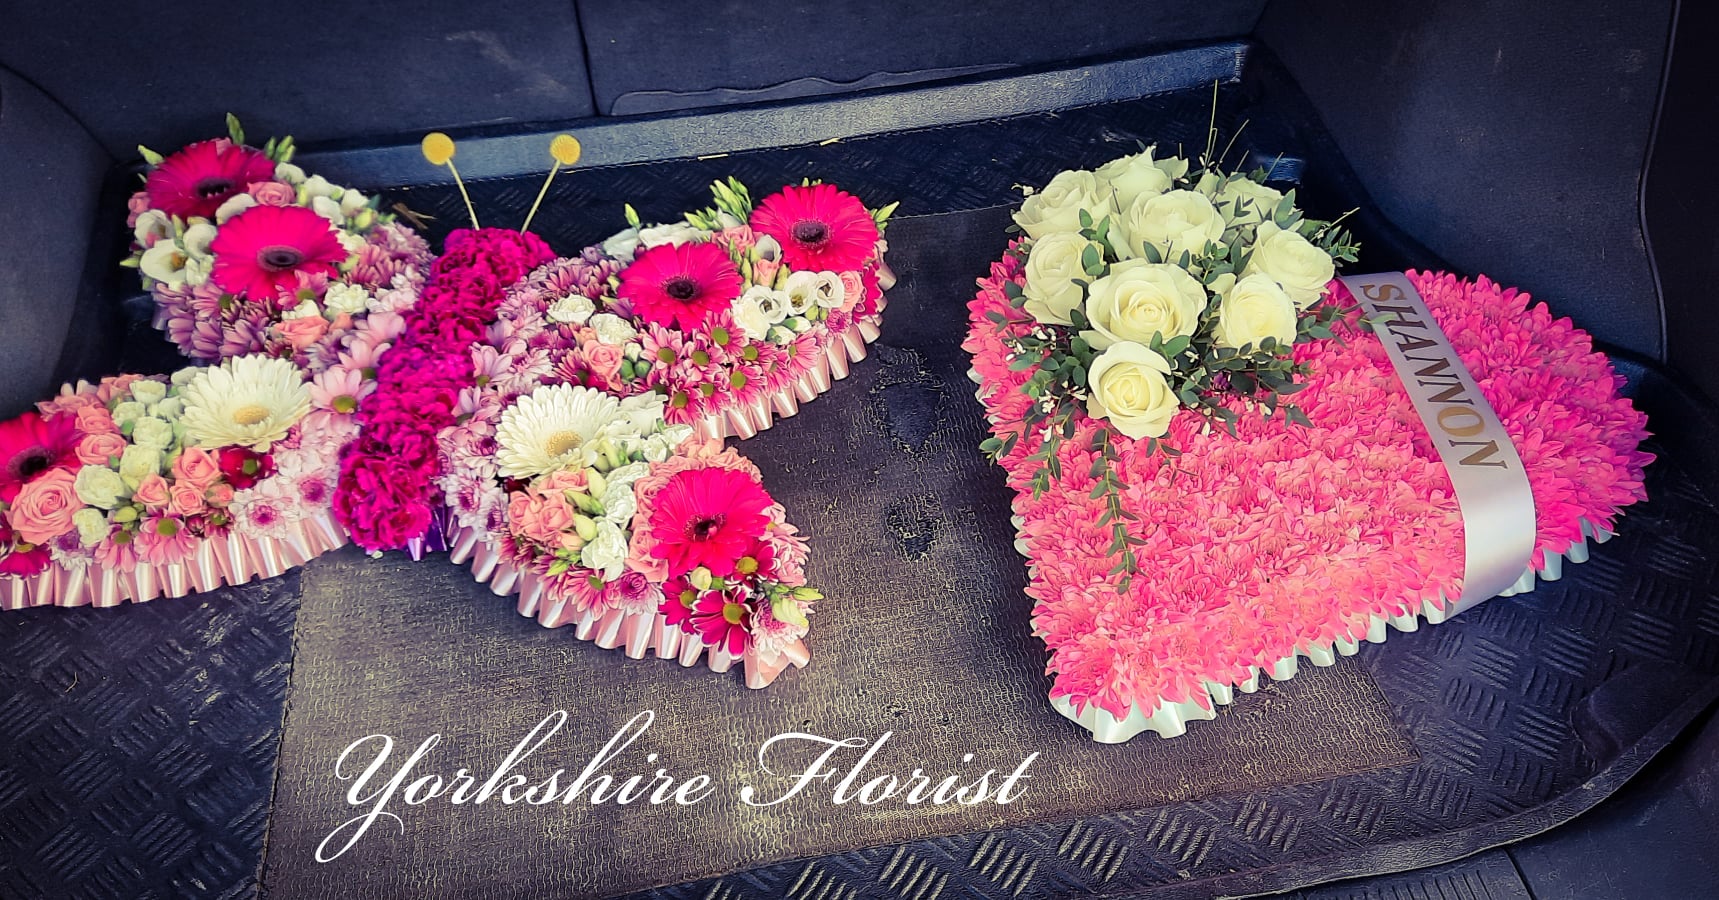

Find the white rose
[[602, 227, 642, 263], [1021, 232, 1100, 326], [214, 193, 257, 225], [129, 380, 168, 406], [811, 271, 845, 309], [1095, 146, 1189, 210], [638, 222, 707, 249], [183, 223, 217, 259], [152, 397, 184, 420], [1013, 169, 1112, 240], [589, 313, 637, 345], [547, 294, 596, 325], [1243, 221, 1335, 309], [323, 283, 371, 317], [170, 367, 199, 386], [1214, 274, 1298, 350], [783, 270, 820, 315], [731, 287, 775, 340], [117, 445, 162, 489], [72, 508, 109, 548], [74, 466, 127, 509], [1202, 173, 1284, 229], [1087, 341, 1181, 440], [110, 401, 145, 427], [1121, 189, 1225, 262], [1083, 260, 1208, 350], [580, 519, 629, 580], [130, 416, 175, 451]]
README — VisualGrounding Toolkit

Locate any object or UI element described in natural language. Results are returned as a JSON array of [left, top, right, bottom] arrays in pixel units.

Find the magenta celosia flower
[[145, 138, 276, 221], [749, 183, 879, 273], [616, 242, 743, 331]]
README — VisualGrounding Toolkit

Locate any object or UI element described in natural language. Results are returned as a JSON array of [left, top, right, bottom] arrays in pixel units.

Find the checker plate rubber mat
[[4, 45, 1717, 899]]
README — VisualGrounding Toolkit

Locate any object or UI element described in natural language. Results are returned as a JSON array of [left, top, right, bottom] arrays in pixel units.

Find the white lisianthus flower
[[1087, 341, 1181, 439], [117, 445, 163, 489], [170, 367, 199, 387], [547, 294, 596, 326], [311, 195, 346, 227], [580, 519, 630, 580], [339, 189, 369, 218], [129, 380, 168, 406], [1095, 146, 1189, 210], [598, 462, 649, 526], [274, 162, 307, 185], [130, 416, 176, 452], [811, 271, 846, 309], [1021, 232, 1100, 326], [182, 256, 214, 287], [607, 394, 668, 441], [139, 242, 191, 287], [638, 222, 708, 249], [133, 210, 171, 246], [215, 193, 257, 225], [1214, 273, 1298, 350], [1121, 189, 1226, 262], [495, 384, 625, 478], [783, 270, 820, 315], [337, 231, 367, 255], [1013, 169, 1111, 240], [753, 234, 782, 264], [153, 397, 184, 420], [301, 175, 340, 201], [1243, 221, 1336, 309], [179, 355, 312, 451], [322, 283, 371, 317], [589, 313, 638, 345], [731, 286, 775, 340], [110, 402, 145, 428], [280, 300, 320, 321], [72, 508, 109, 548], [601, 227, 641, 263], [75, 466, 128, 509], [1082, 259, 1207, 350]]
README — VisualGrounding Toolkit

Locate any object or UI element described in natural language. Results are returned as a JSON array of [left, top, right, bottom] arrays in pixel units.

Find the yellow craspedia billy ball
[[549, 134, 582, 166], [421, 132, 456, 166]]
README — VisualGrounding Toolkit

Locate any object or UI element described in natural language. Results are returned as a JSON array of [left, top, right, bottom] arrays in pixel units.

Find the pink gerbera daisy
[[646, 466, 773, 577], [691, 587, 752, 655], [617, 242, 742, 331], [750, 183, 879, 273], [145, 139, 277, 221], [0, 412, 82, 504], [211, 205, 347, 302]]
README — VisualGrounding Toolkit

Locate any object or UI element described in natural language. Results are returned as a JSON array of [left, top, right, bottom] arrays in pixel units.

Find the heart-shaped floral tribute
[[0, 353, 385, 610], [440, 375, 819, 687], [516, 178, 896, 442], [126, 116, 431, 371], [966, 148, 1653, 741]]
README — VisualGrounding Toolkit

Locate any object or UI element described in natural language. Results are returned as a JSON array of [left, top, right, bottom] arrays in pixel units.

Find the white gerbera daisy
[[494, 384, 626, 479], [179, 355, 312, 451]]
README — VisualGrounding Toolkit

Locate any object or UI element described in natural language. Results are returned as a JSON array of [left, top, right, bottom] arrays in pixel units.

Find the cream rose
[[1214, 274, 1298, 350], [1013, 170, 1111, 240], [1200, 172, 1285, 228], [1086, 342, 1181, 439], [1095, 146, 1188, 210], [1243, 221, 1335, 309], [1083, 260, 1208, 350], [1021, 232, 1100, 326], [1121, 189, 1225, 262]]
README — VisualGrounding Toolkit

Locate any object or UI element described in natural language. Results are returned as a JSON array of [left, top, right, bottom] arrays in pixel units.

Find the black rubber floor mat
[[6, 44, 1719, 900], [258, 216, 1414, 898]]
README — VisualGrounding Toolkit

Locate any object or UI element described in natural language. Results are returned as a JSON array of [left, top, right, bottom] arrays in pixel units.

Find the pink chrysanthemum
[[691, 587, 752, 655], [145, 138, 276, 221], [617, 242, 742, 331], [750, 183, 879, 273], [646, 466, 773, 577], [211, 205, 347, 302]]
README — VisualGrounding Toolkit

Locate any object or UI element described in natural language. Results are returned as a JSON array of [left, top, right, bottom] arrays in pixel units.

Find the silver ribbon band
[[1339, 272, 1537, 614]]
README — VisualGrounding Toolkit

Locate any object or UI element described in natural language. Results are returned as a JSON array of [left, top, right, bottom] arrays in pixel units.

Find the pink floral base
[[966, 263, 1654, 741], [445, 522, 810, 688], [0, 509, 347, 611]]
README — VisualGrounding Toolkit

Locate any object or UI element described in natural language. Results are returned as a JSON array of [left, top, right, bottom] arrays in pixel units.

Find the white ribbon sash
[[1338, 273, 1537, 614]]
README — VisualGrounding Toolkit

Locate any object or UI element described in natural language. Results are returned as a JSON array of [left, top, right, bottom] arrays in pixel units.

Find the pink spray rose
[[75, 405, 119, 435], [205, 483, 235, 507], [9, 468, 82, 545], [169, 483, 207, 518], [249, 181, 297, 206], [172, 447, 223, 489], [77, 432, 128, 466], [277, 315, 331, 351], [132, 474, 171, 509]]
